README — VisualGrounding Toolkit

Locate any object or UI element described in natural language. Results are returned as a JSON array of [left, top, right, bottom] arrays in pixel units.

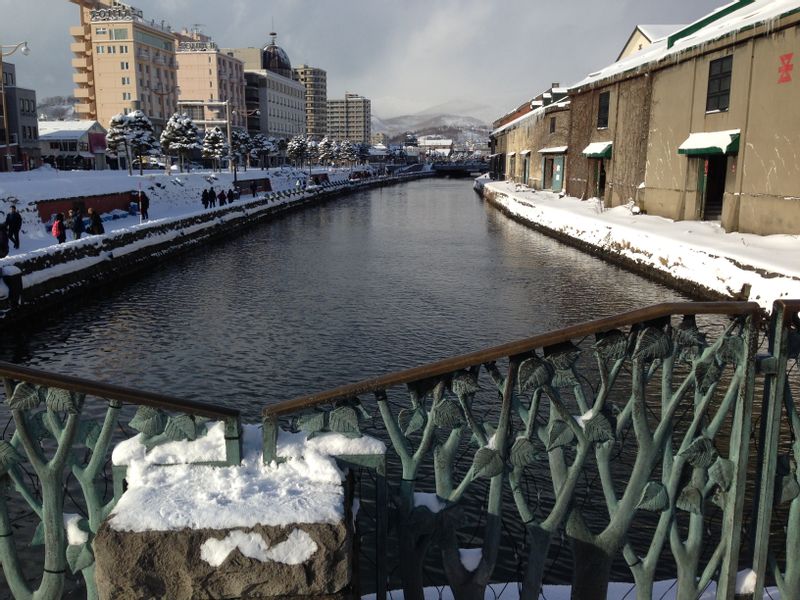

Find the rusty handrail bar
[[263, 301, 761, 418], [0, 360, 240, 420]]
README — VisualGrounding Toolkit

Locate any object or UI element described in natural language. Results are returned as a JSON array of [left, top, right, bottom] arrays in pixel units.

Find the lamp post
[[231, 108, 260, 174], [1, 41, 30, 173]]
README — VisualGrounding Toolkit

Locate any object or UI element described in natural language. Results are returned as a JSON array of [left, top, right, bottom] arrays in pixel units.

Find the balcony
[[71, 57, 92, 70], [73, 72, 91, 84], [74, 103, 95, 116], [74, 88, 94, 100], [70, 42, 90, 54], [69, 25, 89, 39]]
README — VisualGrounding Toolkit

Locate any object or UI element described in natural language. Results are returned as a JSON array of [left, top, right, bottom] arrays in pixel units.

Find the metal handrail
[[263, 301, 761, 417], [0, 360, 240, 420]]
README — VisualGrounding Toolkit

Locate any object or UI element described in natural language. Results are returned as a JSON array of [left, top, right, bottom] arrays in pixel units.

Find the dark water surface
[[1, 179, 688, 419]]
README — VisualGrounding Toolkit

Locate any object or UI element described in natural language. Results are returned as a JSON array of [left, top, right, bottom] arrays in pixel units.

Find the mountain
[[372, 104, 491, 145]]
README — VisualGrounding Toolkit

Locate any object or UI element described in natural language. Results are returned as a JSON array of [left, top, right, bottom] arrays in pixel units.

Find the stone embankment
[[475, 177, 800, 310], [0, 173, 431, 325]]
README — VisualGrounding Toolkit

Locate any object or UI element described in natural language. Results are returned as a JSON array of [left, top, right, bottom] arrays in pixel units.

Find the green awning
[[582, 141, 613, 158], [678, 130, 740, 156]]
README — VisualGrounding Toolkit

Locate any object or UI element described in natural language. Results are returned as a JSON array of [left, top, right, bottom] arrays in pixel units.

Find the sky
[[0, 0, 725, 122]]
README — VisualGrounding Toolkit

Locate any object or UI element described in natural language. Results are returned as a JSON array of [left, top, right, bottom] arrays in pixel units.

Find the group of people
[[51, 208, 105, 244], [201, 187, 239, 209], [0, 205, 22, 258]]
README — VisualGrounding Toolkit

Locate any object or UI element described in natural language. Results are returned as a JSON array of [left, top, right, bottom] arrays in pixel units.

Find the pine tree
[[317, 137, 333, 165], [339, 140, 358, 166], [286, 135, 307, 167], [202, 127, 226, 172], [231, 129, 253, 171], [251, 134, 275, 169], [160, 113, 200, 173], [127, 110, 160, 176], [106, 113, 132, 176]]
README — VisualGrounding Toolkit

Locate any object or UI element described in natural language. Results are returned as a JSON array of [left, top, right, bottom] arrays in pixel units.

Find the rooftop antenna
[[270, 17, 277, 45], [191, 23, 205, 35]]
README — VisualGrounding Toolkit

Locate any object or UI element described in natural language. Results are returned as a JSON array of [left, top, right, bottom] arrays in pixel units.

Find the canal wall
[[0, 173, 432, 326], [476, 178, 800, 309]]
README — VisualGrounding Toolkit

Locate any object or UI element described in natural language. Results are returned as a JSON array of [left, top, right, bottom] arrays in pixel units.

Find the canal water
[[0, 178, 688, 418]]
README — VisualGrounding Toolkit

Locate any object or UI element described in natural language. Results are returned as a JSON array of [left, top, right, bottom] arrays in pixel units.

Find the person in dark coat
[[5, 205, 22, 249], [202, 189, 210, 209], [250, 181, 257, 197], [87, 208, 105, 235], [226, 188, 236, 204], [0, 221, 9, 259], [217, 190, 226, 206], [68, 209, 85, 240], [208, 187, 216, 207], [52, 213, 67, 244], [139, 192, 150, 220]]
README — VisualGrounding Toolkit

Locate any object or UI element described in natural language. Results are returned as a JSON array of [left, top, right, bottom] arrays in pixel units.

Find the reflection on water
[[1, 179, 688, 420]]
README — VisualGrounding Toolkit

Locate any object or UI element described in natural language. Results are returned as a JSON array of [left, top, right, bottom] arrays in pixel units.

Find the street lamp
[[231, 108, 260, 175], [1, 41, 30, 172]]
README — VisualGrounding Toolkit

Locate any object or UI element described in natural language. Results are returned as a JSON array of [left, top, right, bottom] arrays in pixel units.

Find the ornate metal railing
[[263, 301, 764, 600], [750, 299, 800, 599], [0, 363, 242, 600]]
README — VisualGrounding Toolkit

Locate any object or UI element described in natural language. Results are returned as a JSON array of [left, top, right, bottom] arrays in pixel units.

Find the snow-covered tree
[[330, 140, 341, 164], [231, 129, 253, 171], [277, 138, 288, 166], [286, 135, 308, 166], [305, 137, 319, 166], [251, 134, 275, 169], [339, 140, 358, 165], [160, 113, 200, 173], [202, 127, 227, 172], [317, 137, 333, 165], [127, 110, 160, 176], [106, 113, 132, 176]]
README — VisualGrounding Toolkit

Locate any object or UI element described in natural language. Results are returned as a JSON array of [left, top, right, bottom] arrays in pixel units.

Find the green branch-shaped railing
[[263, 301, 764, 600], [0, 363, 242, 600]]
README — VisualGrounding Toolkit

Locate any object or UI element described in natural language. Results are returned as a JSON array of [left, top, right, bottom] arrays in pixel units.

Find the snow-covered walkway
[[478, 178, 800, 310]]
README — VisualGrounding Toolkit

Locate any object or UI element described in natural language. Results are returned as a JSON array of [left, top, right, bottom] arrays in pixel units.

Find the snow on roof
[[538, 146, 568, 154], [678, 129, 740, 153], [582, 141, 613, 156], [38, 120, 103, 140], [491, 100, 570, 137], [570, 0, 800, 90], [520, 149, 531, 155], [638, 24, 685, 41]]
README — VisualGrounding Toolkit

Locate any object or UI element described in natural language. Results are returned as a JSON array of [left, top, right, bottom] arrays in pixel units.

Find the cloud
[[0, 0, 724, 120]]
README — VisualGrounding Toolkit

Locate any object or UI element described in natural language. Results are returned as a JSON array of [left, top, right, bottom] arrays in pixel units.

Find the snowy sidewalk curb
[[480, 180, 800, 310]]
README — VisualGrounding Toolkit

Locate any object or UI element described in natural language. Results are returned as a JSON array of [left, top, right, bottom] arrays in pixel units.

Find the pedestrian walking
[[52, 213, 66, 244], [208, 187, 216, 208], [0, 221, 9, 259], [139, 192, 150, 220], [5, 205, 22, 249], [226, 188, 236, 204], [217, 190, 226, 206], [202, 189, 210, 209], [250, 181, 257, 197], [68, 209, 85, 240], [88, 207, 105, 235]]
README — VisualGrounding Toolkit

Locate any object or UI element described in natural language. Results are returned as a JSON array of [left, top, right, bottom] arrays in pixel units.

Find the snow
[[570, 1, 800, 90], [491, 100, 570, 137], [538, 146, 568, 154], [361, 579, 781, 600], [582, 141, 613, 156], [413, 492, 446, 513], [678, 129, 740, 153], [279, 430, 386, 457], [459, 548, 482, 572], [63, 513, 88, 546], [112, 421, 227, 466], [638, 24, 685, 42], [735, 569, 757, 594], [481, 180, 800, 310], [200, 528, 318, 567], [108, 424, 384, 533]]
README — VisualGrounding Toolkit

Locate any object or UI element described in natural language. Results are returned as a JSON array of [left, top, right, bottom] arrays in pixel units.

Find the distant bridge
[[432, 161, 488, 177]]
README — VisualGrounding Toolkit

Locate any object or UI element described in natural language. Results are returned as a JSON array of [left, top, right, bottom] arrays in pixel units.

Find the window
[[122, 77, 130, 85], [121, 61, 129, 70], [122, 92, 131, 100], [549, 117, 556, 133], [706, 55, 733, 112], [120, 45, 129, 53], [597, 92, 610, 128], [96, 46, 105, 54], [112, 28, 128, 40], [108, 45, 116, 54], [95, 27, 108, 35]]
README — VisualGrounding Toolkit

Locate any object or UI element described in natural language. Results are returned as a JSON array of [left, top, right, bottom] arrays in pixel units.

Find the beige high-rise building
[[327, 93, 371, 144], [69, 0, 178, 132], [293, 65, 327, 139], [175, 30, 246, 130]]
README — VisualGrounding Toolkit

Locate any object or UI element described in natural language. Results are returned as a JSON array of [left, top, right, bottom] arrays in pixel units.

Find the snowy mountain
[[372, 104, 490, 145]]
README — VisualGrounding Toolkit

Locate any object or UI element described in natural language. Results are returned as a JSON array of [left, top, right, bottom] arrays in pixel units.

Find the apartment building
[[293, 65, 327, 139], [224, 35, 305, 139], [327, 93, 371, 144], [1, 62, 40, 171], [175, 30, 246, 130], [68, 0, 178, 132]]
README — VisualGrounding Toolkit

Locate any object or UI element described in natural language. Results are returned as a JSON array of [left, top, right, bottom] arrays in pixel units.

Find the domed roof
[[262, 33, 292, 78]]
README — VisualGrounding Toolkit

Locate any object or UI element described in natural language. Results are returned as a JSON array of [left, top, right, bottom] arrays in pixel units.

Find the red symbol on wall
[[778, 53, 794, 83]]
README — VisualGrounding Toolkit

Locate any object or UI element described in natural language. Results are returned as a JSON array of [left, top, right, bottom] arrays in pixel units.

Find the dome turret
[[262, 32, 292, 78]]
